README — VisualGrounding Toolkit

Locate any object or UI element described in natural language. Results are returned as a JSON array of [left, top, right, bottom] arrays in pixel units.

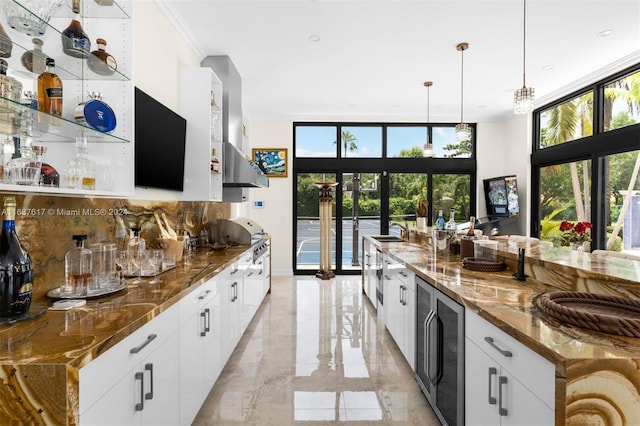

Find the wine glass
[[114, 250, 129, 286], [148, 249, 164, 285], [130, 246, 147, 285]]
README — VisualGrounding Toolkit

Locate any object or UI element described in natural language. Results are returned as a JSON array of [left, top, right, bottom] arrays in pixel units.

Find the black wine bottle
[[0, 196, 34, 316]]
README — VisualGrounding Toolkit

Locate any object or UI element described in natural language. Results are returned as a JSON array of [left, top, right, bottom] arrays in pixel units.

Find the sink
[[372, 235, 405, 242]]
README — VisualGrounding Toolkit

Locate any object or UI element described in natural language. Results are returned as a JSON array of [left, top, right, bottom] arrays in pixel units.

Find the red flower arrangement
[[559, 220, 592, 246]]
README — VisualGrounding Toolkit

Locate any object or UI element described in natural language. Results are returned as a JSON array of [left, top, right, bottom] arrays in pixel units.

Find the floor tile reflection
[[193, 276, 441, 425]]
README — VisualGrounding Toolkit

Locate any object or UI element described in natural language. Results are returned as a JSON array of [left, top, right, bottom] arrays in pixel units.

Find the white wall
[[133, 1, 201, 200], [476, 115, 530, 235], [244, 121, 294, 275]]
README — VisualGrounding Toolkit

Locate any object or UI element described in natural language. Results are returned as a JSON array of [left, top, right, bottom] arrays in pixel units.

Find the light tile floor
[[193, 275, 441, 425]]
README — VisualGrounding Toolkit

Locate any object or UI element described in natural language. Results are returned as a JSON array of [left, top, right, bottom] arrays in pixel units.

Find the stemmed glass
[[148, 249, 164, 285], [130, 246, 147, 285], [115, 250, 129, 286]]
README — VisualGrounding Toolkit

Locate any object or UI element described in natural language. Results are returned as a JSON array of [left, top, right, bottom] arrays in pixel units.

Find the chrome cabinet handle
[[498, 375, 508, 416], [200, 311, 207, 336], [384, 275, 391, 280], [204, 308, 211, 333], [484, 337, 513, 357], [247, 272, 254, 277], [425, 310, 437, 385], [130, 334, 157, 354], [145, 363, 154, 401], [135, 372, 144, 411], [230, 268, 239, 275], [399, 271, 407, 277], [198, 289, 212, 300], [488, 367, 497, 404]]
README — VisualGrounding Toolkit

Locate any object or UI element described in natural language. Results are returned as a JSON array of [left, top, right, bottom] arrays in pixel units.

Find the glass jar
[[63, 235, 92, 296], [0, 59, 22, 102]]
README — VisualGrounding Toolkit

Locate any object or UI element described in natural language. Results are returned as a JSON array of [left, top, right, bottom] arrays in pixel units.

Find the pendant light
[[455, 42, 470, 142], [514, 0, 535, 114], [423, 81, 434, 157]]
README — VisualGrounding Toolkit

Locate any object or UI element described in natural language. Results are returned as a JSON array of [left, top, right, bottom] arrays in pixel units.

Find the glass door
[[341, 172, 381, 271]]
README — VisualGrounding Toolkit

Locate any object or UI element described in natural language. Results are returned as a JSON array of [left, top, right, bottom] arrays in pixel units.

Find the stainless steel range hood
[[222, 142, 269, 188]]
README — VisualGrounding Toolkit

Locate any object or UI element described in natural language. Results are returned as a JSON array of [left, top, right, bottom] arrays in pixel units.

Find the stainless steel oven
[[416, 276, 464, 426]]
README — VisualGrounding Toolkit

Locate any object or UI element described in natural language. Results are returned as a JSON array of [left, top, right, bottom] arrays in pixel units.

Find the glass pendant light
[[514, 0, 535, 114], [455, 42, 471, 142], [423, 81, 434, 157]]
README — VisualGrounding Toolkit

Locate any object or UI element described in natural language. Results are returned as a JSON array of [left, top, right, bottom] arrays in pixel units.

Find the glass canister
[[89, 242, 117, 290], [66, 136, 96, 190], [0, 59, 23, 102]]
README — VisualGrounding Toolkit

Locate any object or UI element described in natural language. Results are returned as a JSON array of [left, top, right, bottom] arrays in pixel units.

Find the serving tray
[[536, 291, 640, 338], [47, 280, 127, 300], [461, 257, 506, 272]]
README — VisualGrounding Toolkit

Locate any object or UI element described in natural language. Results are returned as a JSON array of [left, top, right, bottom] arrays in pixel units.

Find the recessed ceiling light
[[542, 65, 554, 71], [597, 29, 613, 37], [308, 34, 321, 42]]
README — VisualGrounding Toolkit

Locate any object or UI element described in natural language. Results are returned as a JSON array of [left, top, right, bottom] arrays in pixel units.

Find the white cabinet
[[465, 309, 555, 426], [80, 303, 180, 426], [362, 238, 377, 307], [1, 0, 134, 197], [179, 278, 222, 425], [382, 253, 415, 369], [179, 67, 224, 201], [220, 262, 244, 361]]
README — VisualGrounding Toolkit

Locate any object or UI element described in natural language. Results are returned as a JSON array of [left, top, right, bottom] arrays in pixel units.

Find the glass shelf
[[0, 96, 129, 143], [3, 0, 131, 81], [0, 182, 121, 197]]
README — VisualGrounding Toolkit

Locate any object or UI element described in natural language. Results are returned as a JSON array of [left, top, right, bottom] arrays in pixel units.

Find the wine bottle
[[0, 196, 34, 317], [446, 208, 457, 233]]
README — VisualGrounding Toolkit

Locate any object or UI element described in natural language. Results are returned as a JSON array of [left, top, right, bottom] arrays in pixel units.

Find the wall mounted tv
[[483, 175, 519, 218], [134, 87, 187, 191]]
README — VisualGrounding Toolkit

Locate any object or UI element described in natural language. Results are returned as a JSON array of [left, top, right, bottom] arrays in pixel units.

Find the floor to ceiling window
[[532, 63, 640, 253], [294, 122, 476, 275]]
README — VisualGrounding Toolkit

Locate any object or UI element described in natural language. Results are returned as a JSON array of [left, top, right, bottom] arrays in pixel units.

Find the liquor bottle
[[211, 148, 220, 173], [62, 0, 91, 58], [33, 145, 59, 187], [466, 216, 476, 237], [74, 91, 117, 133], [21, 38, 50, 74], [64, 235, 92, 296], [0, 196, 34, 317], [37, 58, 63, 116], [446, 208, 457, 233], [67, 137, 96, 190], [0, 59, 23, 102], [88, 38, 117, 75], [435, 209, 446, 230], [0, 23, 12, 58]]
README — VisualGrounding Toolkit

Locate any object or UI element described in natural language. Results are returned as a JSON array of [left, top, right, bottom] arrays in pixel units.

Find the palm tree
[[341, 130, 357, 157]]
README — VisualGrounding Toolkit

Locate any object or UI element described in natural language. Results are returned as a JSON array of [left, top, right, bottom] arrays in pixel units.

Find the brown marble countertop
[[368, 235, 640, 365], [0, 243, 255, 369]]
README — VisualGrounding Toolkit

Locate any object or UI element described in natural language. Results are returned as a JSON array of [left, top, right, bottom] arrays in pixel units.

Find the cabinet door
[[465, 338, 499, 426], [402, 271, 416, 370], [499, 369, 554, 426], [141, 330, 181, 426], [81, 330, 180, 426], [202, 290, 223, 390], [383, 268, 402, 348]]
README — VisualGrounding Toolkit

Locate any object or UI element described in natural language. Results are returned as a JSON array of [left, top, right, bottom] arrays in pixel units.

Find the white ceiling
[[163, 0, 640, 123]]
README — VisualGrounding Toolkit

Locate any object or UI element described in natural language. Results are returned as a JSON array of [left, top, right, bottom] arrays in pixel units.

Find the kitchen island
[[366, 232, 640, 426], [0, 241, 270, 425]]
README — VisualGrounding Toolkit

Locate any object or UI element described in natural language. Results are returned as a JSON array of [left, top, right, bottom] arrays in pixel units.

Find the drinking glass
[[148, 249, 164, 284], [130, 247, 147, 284], [114, 250, 129, 285]]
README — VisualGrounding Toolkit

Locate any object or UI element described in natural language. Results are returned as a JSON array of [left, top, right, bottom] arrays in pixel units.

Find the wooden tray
[[536, 291, 640, 338]]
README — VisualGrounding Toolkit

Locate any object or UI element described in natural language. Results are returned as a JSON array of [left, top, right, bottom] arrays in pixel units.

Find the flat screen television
[[483, 175, 519, 218], [134, 87, 187, 191]]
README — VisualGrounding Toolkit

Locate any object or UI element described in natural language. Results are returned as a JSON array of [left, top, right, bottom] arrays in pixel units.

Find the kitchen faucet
[[389, 220, 409, 241]]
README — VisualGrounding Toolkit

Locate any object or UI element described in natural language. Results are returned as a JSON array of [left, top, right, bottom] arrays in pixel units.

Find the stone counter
[[0, 244, 253, 425], [369, 234, 640, 426]]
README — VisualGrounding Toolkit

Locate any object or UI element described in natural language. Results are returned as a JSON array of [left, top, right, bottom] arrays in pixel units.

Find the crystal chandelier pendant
[[455, 123, 471, 142], [514, 86, 535, 114]]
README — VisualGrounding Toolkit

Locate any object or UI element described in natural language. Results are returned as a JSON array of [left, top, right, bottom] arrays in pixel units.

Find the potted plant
[[559, 220, 592, 251]]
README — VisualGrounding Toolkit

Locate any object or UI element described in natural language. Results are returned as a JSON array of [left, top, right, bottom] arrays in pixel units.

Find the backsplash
[[2, 193, 231, 300]]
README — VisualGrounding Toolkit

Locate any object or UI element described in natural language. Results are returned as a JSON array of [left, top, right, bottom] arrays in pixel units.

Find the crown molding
[[153, 0, 206, 61]]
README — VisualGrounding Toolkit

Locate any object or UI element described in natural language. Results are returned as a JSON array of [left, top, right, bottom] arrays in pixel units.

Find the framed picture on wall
[[252, 148, 288, 178]]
